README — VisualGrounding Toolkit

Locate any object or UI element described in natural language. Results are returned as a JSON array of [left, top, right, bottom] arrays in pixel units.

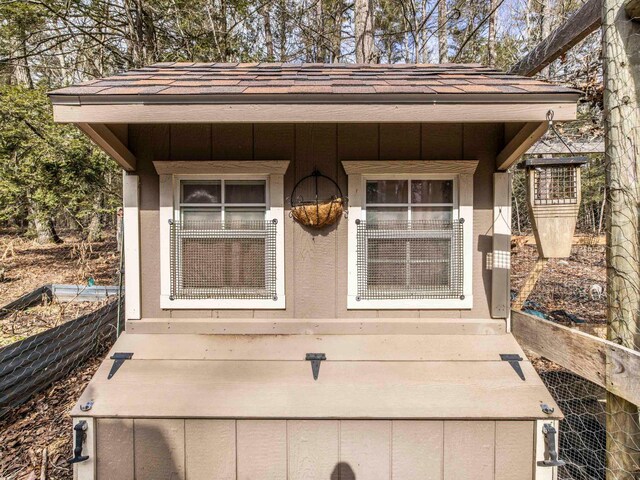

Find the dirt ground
[[511, 239, 607, 326], [0, 232, 120, 347], [0, 234, 608, 480], [0, 356, 104, 480]]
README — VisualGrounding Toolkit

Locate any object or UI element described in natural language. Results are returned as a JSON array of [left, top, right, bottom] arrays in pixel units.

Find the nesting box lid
[[519, 156, 588, 169], [71, 331, 561, 420]]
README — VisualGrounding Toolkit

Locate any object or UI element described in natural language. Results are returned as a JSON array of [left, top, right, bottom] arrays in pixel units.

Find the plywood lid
[[72, 333, 562, 420]]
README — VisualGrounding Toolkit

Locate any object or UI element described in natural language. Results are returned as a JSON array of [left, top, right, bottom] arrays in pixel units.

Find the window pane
[[182, 181, 221, 204], [225, 207, 266, 224], [411, 180, 453, 204], [366, 207, 408, 223], [412, 207, 453, 222], [366, 180, 408, 204], [181, 208, 221, 226], [225, 180, 266, 204]]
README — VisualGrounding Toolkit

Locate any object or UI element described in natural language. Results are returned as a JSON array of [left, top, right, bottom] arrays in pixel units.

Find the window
[[171, 178, 276, 302], [157, 163, 288, 310], [343, 163, 474, 310]]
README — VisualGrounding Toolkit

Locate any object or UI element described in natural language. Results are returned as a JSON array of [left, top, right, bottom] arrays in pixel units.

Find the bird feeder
[[520, 157, 587, 258]]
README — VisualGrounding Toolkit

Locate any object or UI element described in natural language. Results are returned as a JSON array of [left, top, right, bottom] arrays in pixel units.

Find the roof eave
[[49, 91, 581, 106], [51, 93, 579, 124]]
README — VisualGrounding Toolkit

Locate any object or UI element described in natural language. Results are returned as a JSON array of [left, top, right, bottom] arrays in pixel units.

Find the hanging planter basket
[[290, 170, 346, 228]]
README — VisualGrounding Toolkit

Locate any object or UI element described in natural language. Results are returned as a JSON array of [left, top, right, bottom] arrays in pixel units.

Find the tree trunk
[[355, 0, 375, 63], [487, 0, 498, 65], [87, 193, 104, 243], [278, 0, 288, 61], [438, 0, 449, 62], [262, 4, 275, 61], [603, 0, 640, 476], [29, 202, 62, 244]]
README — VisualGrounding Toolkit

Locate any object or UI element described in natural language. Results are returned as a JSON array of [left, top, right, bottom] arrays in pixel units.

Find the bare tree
[[438, 0, 449, 62], [355, 0, 375, 62]]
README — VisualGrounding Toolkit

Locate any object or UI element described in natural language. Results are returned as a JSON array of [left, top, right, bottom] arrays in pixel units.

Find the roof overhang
[[50, 93, 579, 124]]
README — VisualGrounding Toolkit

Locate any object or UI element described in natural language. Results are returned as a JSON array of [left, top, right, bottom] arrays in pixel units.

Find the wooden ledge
[[126, 317, 506, 335]]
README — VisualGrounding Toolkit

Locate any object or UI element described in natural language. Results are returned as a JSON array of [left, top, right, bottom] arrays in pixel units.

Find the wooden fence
[[511, 309, 640, 406], [0, 301, 120, 417]]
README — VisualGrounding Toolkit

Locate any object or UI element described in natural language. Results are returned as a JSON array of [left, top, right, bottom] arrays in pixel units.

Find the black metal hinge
[[305, 353, 326, 381], [500, 353, 526, 381], [108, 352, 133, 379]]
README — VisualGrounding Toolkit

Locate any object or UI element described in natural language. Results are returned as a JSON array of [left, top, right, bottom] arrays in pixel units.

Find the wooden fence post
[[602, 0, 640, 476]]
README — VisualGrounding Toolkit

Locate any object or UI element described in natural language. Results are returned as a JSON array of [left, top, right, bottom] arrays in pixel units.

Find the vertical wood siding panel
[[336, 124, 379, 318], [237, 420, 287, 480], [96, 419, 134, 480], [379, 123, 421, 160], [421, 124, 463, 160], [339, 420, 391, 479], [211, 124, 253, 159], [495, 421, 535, 480], [170, 124, 212, 160], [392, 421, 444, 480], [185, 420, 236, 480], [134, 419, 185, 480], [168, 124, 212, 318], [461, 124, 502, 320], [130, 124, 170, 318], [288, 420, 339, 480], [293, 124, 338, 318], [444, 421, 495, 480]]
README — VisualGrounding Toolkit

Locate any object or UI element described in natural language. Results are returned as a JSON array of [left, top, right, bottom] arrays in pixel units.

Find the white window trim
[[157, 161, 288, 310], [344, 163, 474, 310]]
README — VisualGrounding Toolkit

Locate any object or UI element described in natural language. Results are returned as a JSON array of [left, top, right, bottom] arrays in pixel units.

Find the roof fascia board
[[54, 102, 577, 124], [50, 92, 580, 106]]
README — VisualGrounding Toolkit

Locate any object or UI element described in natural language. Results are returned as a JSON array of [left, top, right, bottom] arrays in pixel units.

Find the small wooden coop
[[49, 63, 582, 480]]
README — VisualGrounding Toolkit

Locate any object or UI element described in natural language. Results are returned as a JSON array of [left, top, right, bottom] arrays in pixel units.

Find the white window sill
[[347, 295, 473, 310], [161, 295, 286, 310]]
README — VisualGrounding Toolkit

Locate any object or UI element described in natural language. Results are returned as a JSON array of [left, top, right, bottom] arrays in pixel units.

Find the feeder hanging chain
[[546, 110, 576, 156]]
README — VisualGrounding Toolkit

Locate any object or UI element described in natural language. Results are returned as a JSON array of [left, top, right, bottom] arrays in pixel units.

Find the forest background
[[0, 0, 604, 242]]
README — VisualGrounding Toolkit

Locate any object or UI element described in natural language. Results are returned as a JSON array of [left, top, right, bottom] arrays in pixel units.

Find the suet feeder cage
[[520, 157, 587, 258], [289, 170, 346, 228]]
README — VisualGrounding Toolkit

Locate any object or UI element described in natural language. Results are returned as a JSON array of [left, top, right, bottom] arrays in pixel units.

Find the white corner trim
[[123, 173, 140, 320], [159, 170, 286, 310], [153, 160, 290, 175], [342, 160, 479, 175]]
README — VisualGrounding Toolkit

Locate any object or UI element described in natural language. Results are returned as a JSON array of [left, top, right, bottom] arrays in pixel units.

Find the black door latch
[[305, 353, 326, 380], [67, 420, 89, 464], [537, 423, 566, 467]]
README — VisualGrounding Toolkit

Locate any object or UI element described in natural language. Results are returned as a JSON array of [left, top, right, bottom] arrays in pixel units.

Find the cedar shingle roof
[[49, 62, 579, 97]]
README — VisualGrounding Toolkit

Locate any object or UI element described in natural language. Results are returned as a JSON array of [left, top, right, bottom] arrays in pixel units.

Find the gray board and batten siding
[[124, 122, 507, 320]]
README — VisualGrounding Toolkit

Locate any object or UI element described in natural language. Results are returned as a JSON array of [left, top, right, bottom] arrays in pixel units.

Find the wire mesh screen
[[538, 369, 608, 480], [534, 167, 579, 205], [356, 220, 464, 300], [170, 220, 277, 300]]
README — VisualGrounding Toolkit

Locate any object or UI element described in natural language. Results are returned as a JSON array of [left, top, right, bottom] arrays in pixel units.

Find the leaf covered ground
[[0, 235, 608, 480]]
